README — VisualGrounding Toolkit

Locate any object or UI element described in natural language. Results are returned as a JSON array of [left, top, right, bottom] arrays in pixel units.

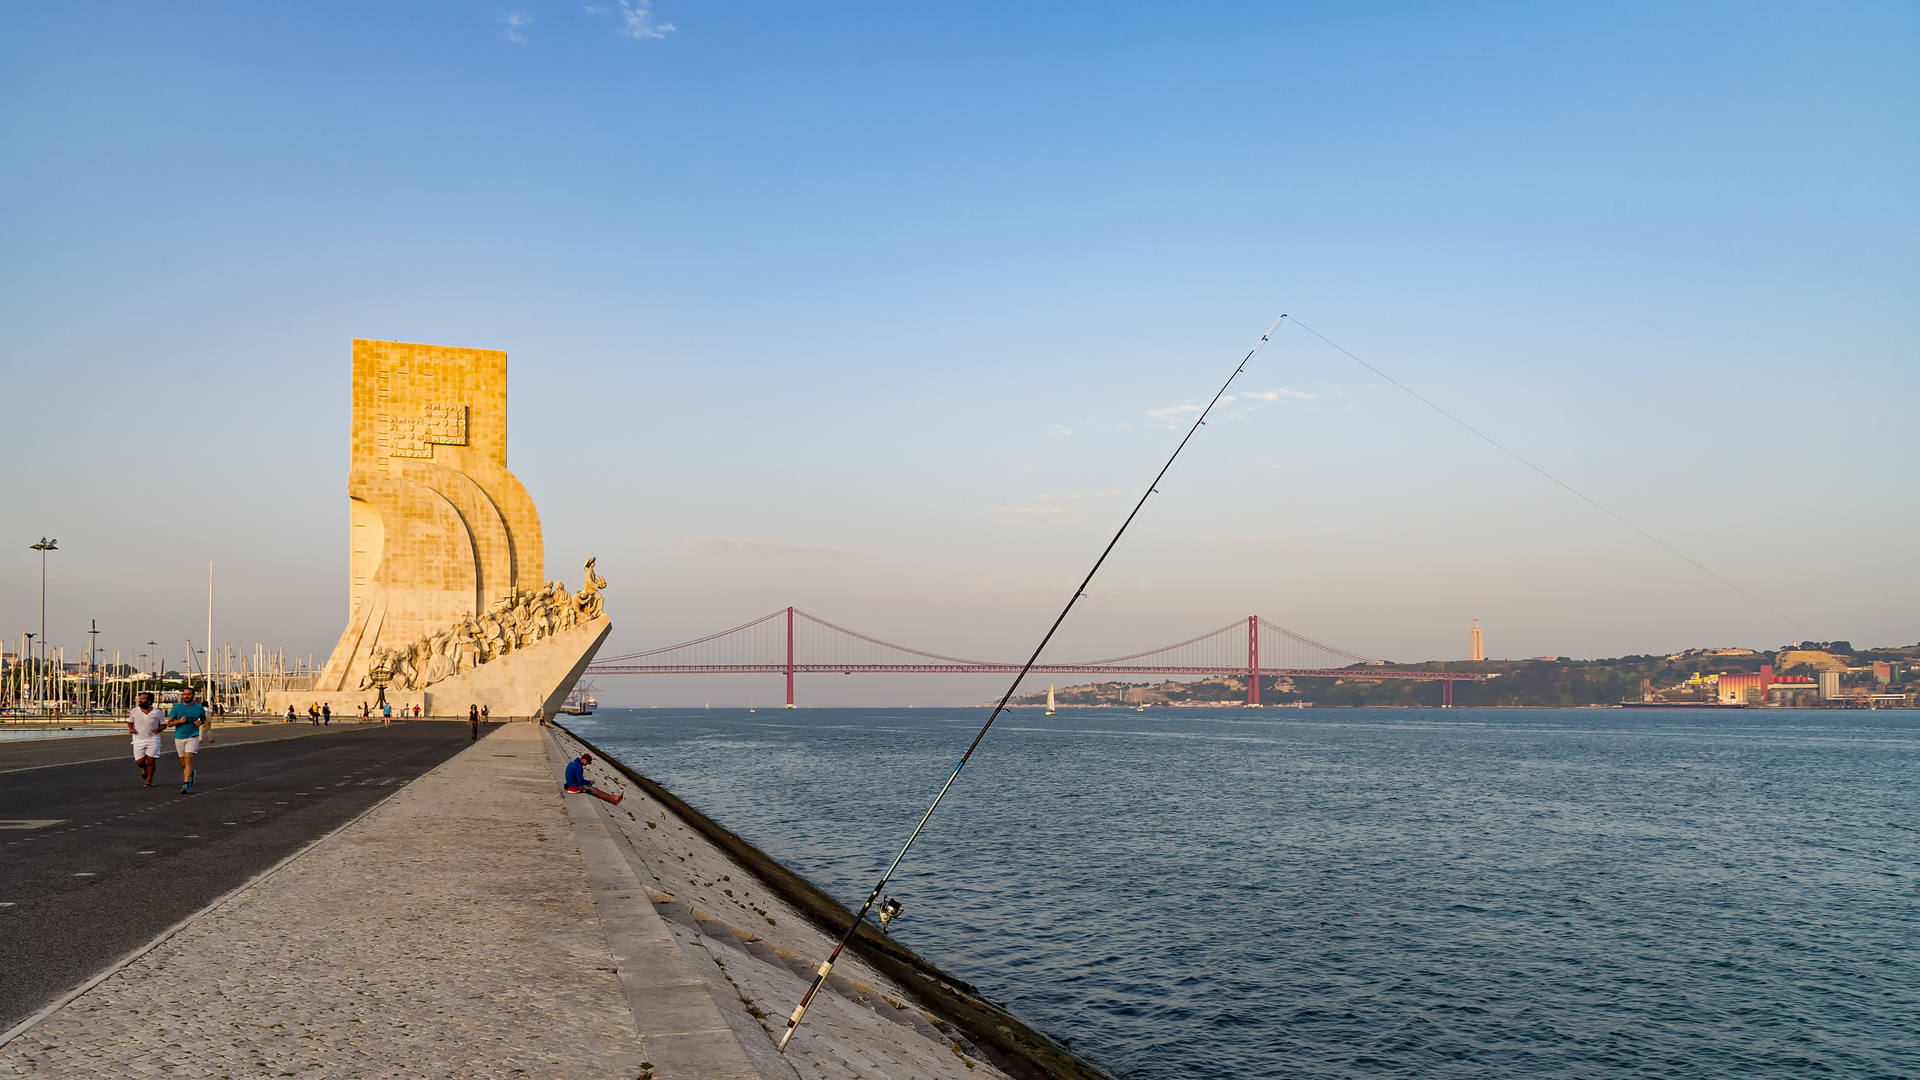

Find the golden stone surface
[[270, 340, 608, 719]]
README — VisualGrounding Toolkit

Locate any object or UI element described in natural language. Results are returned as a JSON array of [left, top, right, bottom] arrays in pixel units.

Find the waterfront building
[[1820, 670, 1843, 700], [1715, 664, 1816, 705]]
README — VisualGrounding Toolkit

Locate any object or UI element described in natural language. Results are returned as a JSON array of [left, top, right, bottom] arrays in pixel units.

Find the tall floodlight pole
[[87, 620, 100, 714], [206, 563, 215, 738], [30, 538, 56, 716]]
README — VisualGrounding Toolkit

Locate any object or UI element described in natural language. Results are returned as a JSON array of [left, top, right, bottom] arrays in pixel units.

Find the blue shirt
[[565, 759, 587, 787], [169, 702, 206, 738]]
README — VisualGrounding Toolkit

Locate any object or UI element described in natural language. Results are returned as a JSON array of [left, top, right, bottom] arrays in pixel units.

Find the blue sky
[[2, 2, 1915, 704]]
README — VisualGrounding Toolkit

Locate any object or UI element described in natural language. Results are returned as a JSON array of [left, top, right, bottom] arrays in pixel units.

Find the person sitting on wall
[[564, 753, 623, 805]]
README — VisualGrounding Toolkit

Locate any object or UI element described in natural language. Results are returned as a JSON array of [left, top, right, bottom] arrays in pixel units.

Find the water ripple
[[572, 707, 1920, 1079]]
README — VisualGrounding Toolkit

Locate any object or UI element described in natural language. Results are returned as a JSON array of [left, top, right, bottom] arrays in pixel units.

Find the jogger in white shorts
[[128, 692, 167, 788]]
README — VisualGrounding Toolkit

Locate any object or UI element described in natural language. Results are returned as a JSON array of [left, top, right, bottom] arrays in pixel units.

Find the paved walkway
[[0, 722, 488, 1033], [3, 723, 1023, 1080], [2, 723, 647, 1079]]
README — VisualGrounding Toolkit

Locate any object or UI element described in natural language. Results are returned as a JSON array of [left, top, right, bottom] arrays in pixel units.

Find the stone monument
[[268, 340, 610, 719]]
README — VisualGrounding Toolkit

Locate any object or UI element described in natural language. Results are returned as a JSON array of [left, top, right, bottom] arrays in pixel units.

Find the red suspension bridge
[[585, 608, 1489, 707]]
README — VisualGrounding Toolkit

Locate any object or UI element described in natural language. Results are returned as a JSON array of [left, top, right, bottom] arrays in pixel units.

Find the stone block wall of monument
[[267, 339, 609, 719]]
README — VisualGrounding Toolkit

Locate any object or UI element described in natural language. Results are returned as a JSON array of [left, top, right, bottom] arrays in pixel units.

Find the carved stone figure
[[394, 641, 420, 690], [422, 629, 450, 685], [575, 557, 607, 621], [546, 581, 576, 631], [342, 563, 608, 702], [453, 616, 479, 673], [515, 595, 539, 644], [491, 596, 521, 653], [478, 608, 504, 661]]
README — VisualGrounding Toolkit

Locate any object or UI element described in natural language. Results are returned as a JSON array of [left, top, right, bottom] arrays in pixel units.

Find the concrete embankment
[[551, 722, 1107, 1080], [2, 721, 1104, 1080]]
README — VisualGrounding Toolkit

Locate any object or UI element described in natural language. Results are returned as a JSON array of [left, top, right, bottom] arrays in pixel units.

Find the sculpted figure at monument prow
[[268, 340, 610, 719], [356, 567, 609, 693]]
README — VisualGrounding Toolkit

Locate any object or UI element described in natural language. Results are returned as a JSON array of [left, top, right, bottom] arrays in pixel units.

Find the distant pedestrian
[[481, 705, 489, 722], [309, 702, 320, 726], [322, 702, 331, 727], [167, 687, 208, 794], [469, 704, 480, 741], [382, 700, 391, 725], [129, 692, 167, 787], [413, 703, 421, 719], [285, 705, 296, 724]]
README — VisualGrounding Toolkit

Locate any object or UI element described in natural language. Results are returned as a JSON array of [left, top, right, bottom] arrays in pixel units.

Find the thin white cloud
[[502, 12, 533, 42], [1146, 401, 1208, 422], [1219, 529, 1344, 553], [596, 0, 674, 38], [1146, 388, 1317, 427], [691, 536, 858, 559], [993, 505, 1091, 523], [1035, 490, 1121, 502], [994, 490, 1122, 523]]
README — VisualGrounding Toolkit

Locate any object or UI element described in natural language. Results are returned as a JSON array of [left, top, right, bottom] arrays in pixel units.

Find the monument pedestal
[[267, 616, 609, 721]]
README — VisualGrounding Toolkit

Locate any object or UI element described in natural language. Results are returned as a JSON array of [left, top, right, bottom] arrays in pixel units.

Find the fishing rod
[[778, 313, 1288, 1051]]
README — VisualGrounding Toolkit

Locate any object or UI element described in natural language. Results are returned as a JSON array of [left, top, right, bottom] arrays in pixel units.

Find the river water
[[570, 706, 1919, 1079]]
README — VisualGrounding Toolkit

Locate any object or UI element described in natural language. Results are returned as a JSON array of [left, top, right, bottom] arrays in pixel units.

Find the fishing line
[[1284, 318, 1816, 639], [777, 313, 1289, 1051]]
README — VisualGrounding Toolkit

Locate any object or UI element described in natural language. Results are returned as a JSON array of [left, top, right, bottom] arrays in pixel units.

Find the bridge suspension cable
[[587, 607, 1484, 705]]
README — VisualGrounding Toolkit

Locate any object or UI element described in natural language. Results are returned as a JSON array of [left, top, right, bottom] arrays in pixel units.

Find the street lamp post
[[22, 632, 35, 714], [29, 538, 57, 717]]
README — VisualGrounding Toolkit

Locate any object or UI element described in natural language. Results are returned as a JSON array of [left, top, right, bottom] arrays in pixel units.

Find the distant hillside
[[1002, 641, 1919, 708]]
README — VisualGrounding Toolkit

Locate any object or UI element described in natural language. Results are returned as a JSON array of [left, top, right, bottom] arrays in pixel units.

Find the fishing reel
[[877, 896, 905, 935]]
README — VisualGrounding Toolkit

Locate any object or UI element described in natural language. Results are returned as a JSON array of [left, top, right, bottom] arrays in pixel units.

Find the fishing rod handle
[[779, 965, 832, 1050]]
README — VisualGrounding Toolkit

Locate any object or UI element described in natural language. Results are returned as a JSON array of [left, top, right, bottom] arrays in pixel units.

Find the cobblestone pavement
[[550, 729, 1011, 1080], [3, 723, 648, 1079]]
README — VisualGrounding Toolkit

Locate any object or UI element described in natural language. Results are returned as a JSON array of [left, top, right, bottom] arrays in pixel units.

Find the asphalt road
[[0, 721, 498, 1034], [0, 720, 357, 775]]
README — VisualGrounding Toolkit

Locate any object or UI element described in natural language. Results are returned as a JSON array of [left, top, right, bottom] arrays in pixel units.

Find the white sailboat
[[1045, 684, 1056, 716]]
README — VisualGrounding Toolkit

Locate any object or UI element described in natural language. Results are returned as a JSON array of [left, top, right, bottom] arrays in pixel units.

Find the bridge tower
[[784, 606, 796, 708], [1247, 615, 1260, 707]]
